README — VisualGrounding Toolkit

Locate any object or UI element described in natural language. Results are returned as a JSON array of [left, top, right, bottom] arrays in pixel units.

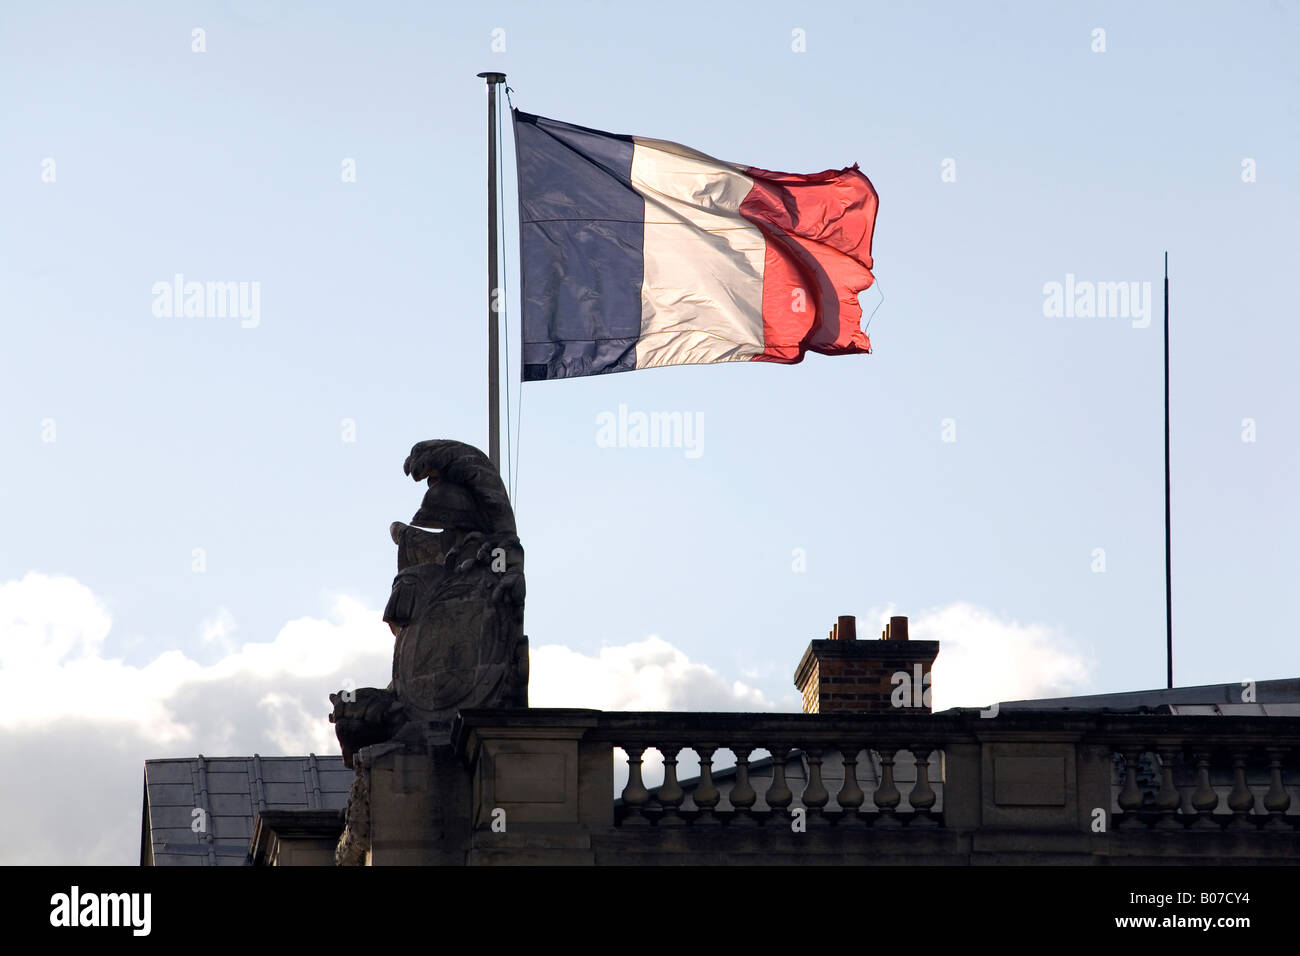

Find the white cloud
[[530, 638, 793, 795], [0, 572, 393, 864], [0, 575, 792, 862], [0, 573, 393, 745], [530, 636, 782, 711], [0, 572, 111, 669], [0, 573, 1092, 863], [199, 606, 237, 653], [900, 602, 1095, 710]]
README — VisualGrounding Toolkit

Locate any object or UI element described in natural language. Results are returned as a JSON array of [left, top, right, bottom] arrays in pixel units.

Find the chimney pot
[[794, 610, 937, 715]]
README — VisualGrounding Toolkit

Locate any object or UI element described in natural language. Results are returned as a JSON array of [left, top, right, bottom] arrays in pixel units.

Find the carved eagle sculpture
[[330, 439, 528, 768]]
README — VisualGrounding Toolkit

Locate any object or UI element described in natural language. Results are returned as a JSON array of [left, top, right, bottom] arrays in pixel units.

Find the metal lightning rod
[[1164, 252, 1173, 690]]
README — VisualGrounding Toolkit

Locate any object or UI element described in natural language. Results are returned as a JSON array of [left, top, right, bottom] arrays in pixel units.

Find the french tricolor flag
[[514, 111, 879, 381]]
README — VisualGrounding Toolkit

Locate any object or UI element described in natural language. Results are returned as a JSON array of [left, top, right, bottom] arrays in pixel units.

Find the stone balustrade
[[608, 740, 942, 828], [1107, 736, 1296, 830], [445, 708, 1300, 864]]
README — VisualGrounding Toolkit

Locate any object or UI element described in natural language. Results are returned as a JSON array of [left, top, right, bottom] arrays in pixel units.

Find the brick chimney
[[793, 615, 940, 715]]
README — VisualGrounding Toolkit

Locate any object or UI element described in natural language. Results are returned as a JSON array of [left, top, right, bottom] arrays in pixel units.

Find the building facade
[[141, 615, 1300, 866]]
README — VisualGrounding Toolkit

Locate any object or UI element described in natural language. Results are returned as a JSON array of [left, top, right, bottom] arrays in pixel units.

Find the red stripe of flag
[[738, 164, 879, 363]]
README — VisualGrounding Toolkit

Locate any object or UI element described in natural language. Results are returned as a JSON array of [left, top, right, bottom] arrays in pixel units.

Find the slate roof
[[993, 677, 1300, 713], [141, 754, 352, 866]]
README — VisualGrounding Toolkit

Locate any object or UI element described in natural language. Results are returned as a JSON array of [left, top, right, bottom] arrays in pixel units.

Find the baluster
[[656, 745, 686, 827], [1227, 751, 1256, 828], [1177, 753, 1197, 817], [693, 744, 721, 826], [764, 747, 793, 823], [872, 748, 902, 827], [1263, 747, 1292, 829], [908, 747, 937, 827], [729, 746, 757, 826], [801, 748, 830, 826], [1153, 746, 1183, 828], [1190, 751, 1220, 828], [836, 746, 865, 824], [1116, 750, 1144, 826], [620, 745, 651, 826]]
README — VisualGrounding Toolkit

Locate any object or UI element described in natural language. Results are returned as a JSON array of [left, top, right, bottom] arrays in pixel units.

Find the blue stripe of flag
[[513, 111, 645, 381]]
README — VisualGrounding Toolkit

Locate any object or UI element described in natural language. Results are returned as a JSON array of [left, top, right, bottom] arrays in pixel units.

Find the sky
[[2, 1, 1297, 864]]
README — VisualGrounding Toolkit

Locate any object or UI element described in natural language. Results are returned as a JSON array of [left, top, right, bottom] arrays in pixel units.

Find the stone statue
[[386, 439, 527, 722], [330, 440, 528, 861]]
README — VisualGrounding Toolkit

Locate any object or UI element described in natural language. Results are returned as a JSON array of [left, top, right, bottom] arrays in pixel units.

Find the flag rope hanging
[[864, 280, 885, 334], [503, 83, 525, 508]]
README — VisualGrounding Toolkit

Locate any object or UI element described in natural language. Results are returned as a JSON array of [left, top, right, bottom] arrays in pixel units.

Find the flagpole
[[479, 71, 506, 473], [1164, 252, 1173, 689]]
